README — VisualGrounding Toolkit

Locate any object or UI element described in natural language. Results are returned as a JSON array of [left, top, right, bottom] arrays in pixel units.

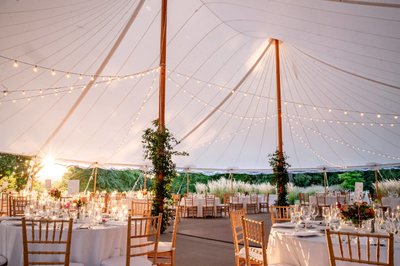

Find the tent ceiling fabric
[[0, 0, 399, 172]]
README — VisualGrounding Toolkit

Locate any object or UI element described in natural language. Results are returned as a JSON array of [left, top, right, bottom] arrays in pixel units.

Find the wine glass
[[322, 207, 331, 224], [311, 205, 319, 221]]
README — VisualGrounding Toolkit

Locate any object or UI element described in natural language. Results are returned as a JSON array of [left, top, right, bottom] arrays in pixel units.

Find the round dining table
[[0, 218, 128, 266], [268, 223, 400, 266]]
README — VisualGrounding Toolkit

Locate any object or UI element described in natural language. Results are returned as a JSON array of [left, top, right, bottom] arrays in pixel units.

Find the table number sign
[[68, 180, 80, 195], [354, 182, 363, 203]]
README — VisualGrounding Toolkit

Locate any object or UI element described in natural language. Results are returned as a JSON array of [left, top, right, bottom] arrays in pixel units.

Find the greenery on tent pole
[[269, 150, 290, 206], [142, 120, 188, 233]]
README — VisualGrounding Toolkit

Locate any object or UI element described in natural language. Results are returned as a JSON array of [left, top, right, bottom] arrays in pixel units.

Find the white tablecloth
[[0, 219, 128, 266], [268, 226, 400, 266]]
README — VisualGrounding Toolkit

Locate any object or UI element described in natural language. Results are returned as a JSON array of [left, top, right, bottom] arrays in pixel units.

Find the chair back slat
[[269, 206, 293, 224], [229, 209, 246, 266], [326, 229, 394, 266], [242, 217, 267, 266], [126, 214, 162, 266], [131, 199, 152, 217], [10, 196, 29, 216], [22, 218, 73, 266]]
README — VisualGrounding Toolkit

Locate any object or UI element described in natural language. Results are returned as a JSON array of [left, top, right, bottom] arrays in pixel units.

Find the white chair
[[101, 214, 162, 266]]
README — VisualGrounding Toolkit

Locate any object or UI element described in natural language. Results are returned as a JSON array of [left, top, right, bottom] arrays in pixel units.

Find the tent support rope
[[294, 45, 400, 90], [37, 0, 146, 154], [179, 39, 273, 143]]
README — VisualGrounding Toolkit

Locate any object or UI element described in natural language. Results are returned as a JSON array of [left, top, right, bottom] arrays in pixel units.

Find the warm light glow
[[37, 156, 67, 182]]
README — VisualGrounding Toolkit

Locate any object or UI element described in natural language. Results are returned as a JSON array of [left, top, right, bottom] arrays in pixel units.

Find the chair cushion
[[101, 255, 153, 266], [157, 241, 173, 253], [0, 255, 7, 266]]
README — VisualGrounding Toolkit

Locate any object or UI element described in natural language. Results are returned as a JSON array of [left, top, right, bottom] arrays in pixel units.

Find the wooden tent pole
[[375, 170, 380, 200], [274, 39, 283, 159], [229, 172, 234, 194], [323, 170, 328, 194], [186, 172, 190, 195], [93, 164, 98, 193], [158, 0, 167, 130], [157, 0, 168, 214]]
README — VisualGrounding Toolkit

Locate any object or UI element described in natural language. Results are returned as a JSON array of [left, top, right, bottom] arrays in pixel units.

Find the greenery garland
[[142, 120, 188, 233], [268, 150, 290, 206]]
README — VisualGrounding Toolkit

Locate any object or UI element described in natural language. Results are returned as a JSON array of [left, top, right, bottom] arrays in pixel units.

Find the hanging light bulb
[[79, 75, 83, 80], [33, 65, 38, 72], [66, 73, 71, 78], [51, 69, 56, 76]]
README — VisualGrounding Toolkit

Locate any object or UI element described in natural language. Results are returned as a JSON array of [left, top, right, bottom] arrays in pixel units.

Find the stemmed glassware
[[310, 204, 318, 221], [322, 207, 331, 225]]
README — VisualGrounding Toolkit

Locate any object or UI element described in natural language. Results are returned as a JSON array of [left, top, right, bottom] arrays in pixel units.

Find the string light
[[1, 55, 159, 81], [283, 113, 399, 127], [0, 68, 159, 103], [33, 66, 38, 72], [51, 69, 56, 76], [286, 121, 343, 168], [285, 117, 400, 161], [168, 70, 399, 120], [169, 76, 268, 121]]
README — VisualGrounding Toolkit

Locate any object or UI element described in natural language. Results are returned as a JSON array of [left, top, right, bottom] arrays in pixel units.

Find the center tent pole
[[157, 0, 168, 214], [274, 39, 283, 160]]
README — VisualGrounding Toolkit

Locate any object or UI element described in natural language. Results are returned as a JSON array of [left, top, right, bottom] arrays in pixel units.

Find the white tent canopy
[[0, 0, 399, 173]]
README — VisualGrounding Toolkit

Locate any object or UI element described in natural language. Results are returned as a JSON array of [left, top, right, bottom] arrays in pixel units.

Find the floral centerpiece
[[340, 202, 374, 226], [72, 197, 87, 208], [49, 188, 62, 200]]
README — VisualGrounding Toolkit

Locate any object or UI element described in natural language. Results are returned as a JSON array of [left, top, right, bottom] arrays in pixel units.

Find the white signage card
[[45, 179, 52, 190], [68, 180, 80, 195], [354, 182, 363, 203]]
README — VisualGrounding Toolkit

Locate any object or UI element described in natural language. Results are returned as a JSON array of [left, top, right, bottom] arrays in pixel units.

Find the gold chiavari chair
[[242, 217, 293, 266], [269, 206, 293, 224], [230, 195, 243, 211], [229, 209, 247, 266], [10, 196, 29, 217], [326, 229, 394, 266], [131, 199, 153, 217], [246, 194, 258, 214], [298, 193, 309, 206], [148, 208, 180, 266], [0, 192, 9, 216], [202, 194, 215, 218], [171, 194, 181, 220], [242, 217, 266, 266], [101, 214, 162, 266], [184, 196, 197, 218], [21, 217, 83, 266], [258, 193, 269, 213]]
